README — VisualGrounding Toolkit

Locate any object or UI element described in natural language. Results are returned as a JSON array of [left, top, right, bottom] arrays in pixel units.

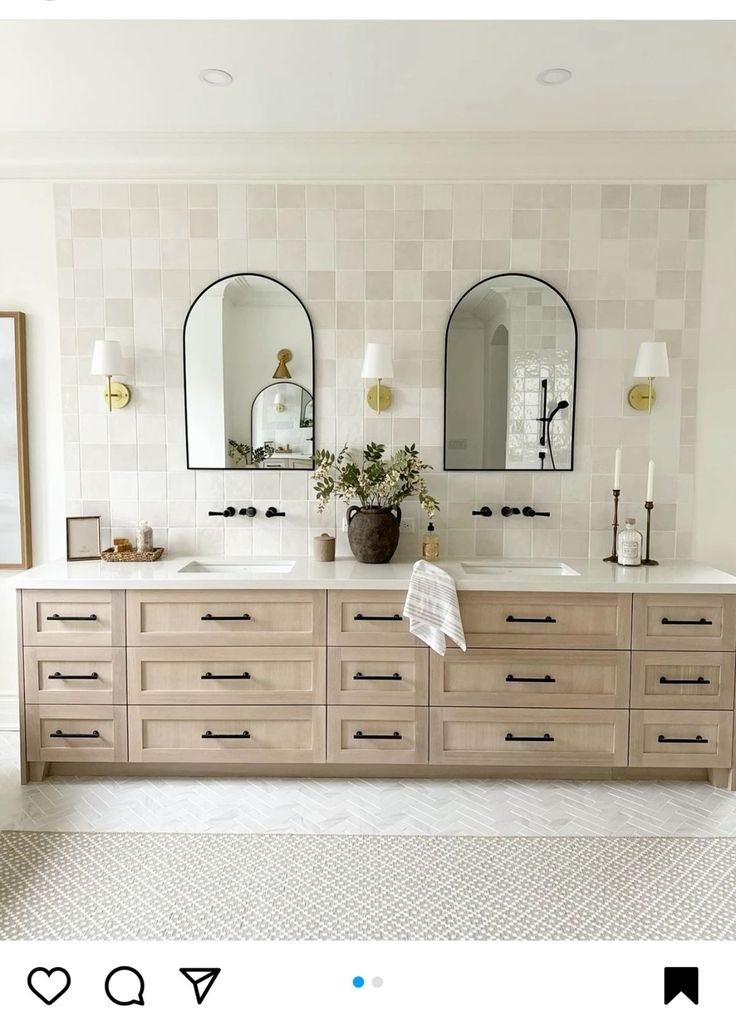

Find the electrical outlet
[[400, 517, 416, 533]]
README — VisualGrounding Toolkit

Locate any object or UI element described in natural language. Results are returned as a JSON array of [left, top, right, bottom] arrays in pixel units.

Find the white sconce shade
[[273, 391, 285, 412], [361, 342, 394, 381], [90, 339, 124, 376], [634, 341, 669, 379]]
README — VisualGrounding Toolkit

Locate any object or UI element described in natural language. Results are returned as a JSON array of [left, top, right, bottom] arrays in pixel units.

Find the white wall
[[693, 183, 736, 573], [0, 181, 63, 725]]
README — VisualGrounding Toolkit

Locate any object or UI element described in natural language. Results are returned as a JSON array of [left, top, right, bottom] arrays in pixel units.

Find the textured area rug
[[1, 831, 736, 940]]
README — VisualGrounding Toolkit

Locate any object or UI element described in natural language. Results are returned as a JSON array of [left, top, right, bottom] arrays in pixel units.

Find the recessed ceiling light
[[199, 68, 233, 87], [536, 68, 572, 86]]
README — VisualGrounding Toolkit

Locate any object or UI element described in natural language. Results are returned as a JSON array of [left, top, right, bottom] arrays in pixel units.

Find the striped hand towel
[[403, 560, 466, 656]]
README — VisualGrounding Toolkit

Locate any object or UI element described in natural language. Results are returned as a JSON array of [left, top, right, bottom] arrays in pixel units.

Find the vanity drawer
[[430, 649, 630, 708], [126, 590, 326, 647], [25, 705, 127, 762], [127, 647, 325, 705], [327, 707, 428, 764], [22, 590, 125, 647], [430, 708, 629, 766], [629, 710, 733, 768], [328, 592, 417, 646], [24, 647, 126, 705], [632, 594, 736, 651], [457, 593, 632, 649], [128, 705, 325, 764], [327, 647, 428, 705], [631, 652, 735, 710]]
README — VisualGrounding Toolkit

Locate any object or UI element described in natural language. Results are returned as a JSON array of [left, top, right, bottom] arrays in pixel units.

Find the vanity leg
[[708, 768, 736, 791], [28, 762, 48, 783]]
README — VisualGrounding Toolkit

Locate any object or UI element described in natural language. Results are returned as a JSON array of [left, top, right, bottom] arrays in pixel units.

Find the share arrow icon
[[179, 968, 222, 1005]]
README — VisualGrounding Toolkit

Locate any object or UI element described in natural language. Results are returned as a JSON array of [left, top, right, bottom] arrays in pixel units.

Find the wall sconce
[[273, 348, 293, 379], [362, 342, 394, 413], [628, 340, 669, 412], [273, 391, 285, 413], [90, 339, 131, 411]]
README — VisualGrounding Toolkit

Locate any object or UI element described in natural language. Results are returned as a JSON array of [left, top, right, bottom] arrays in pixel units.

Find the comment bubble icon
[[104, 966, 145, 1007]]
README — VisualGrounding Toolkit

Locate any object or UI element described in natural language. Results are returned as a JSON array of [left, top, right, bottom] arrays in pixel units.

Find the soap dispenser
[[421, 521, 440, 561], [617, 518, 642, 566]]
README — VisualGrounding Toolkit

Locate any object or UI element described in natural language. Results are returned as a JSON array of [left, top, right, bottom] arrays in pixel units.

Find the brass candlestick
[[603, 488, 621, 563], [642, 500, 658, 566]]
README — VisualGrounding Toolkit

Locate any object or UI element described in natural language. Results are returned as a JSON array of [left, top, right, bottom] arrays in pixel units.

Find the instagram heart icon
[[27, 967, 71, 1005]]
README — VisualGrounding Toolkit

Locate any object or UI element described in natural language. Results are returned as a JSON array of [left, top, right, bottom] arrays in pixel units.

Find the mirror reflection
[[184, 273, 314, 469], [444, 274, 576, 471]]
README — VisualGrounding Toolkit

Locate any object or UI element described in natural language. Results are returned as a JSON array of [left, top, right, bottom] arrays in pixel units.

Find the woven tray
[[101, 547, 164, 562]]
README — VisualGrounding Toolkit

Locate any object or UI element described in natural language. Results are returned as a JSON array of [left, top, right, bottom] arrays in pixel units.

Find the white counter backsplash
[[55, 179, 705, 562]]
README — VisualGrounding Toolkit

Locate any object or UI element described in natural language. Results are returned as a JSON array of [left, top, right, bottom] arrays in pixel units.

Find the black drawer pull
[[353, 672, 402, 681], [201, 730, 251, 739], [506, 615, 556, 624], [353, 730, 402, 740], [659, 676, 710, 686], [657, 734, 709, 744], [201, 672, 251, 680], [661, 617, 713, 626], [49, 729, 100, 739], [506, 674, 556, 684], [46, 613, 98, 622], [353, 613, 403, 622], [505, 732, 555, 742], [48, 671, 99, 681], [201, 613, 251, 621]]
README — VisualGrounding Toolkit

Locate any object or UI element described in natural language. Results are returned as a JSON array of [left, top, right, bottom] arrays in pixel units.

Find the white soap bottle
[[136, 520, 153, 553], [617, 518, 642, 566]]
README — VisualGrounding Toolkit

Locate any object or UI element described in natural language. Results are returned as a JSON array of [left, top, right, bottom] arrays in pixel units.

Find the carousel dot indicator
[[371, 976, 384, 988], [352, 976, 365, 988]]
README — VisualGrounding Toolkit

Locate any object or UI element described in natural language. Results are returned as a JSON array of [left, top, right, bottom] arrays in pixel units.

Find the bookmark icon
[[179, 968, 221, 1005]]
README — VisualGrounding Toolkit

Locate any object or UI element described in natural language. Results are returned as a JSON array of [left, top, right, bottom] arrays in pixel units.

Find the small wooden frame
[[0, 312, 31, 569], [66, 515, 101, 561]]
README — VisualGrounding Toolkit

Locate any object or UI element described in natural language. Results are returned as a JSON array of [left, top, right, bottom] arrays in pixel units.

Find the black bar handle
[[506, 674, 555, 683], [48, 671, 99, 680], [353, 613, 403, 622], [201, 613, 251, 621], [201, 671, 251, 680], [506, 615, 557, 624], [353, 672, 402, 681], [522, 506, 551, 518], [472, 506, 493, 517], [661, 617, 713, 626], [265, 506, 286, 518], [201, 730, 251, 739], [505, 732, 555, 742], [49, 729, 100, 739], [657, 734, 709, 744], [353, 730, 402, 740], [659, 676, 710, 685], [46, 613, 97, 622], [208, 507, 236, 517]]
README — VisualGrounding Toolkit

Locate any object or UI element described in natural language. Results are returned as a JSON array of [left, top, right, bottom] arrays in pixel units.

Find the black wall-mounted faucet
[[471, 506, 493, 517], [239, 507, 257, 517], [522, 506, 551, 518], [501, 506, 520, 517], [208, 507, 236, 517], [265, 506, 286, 518]]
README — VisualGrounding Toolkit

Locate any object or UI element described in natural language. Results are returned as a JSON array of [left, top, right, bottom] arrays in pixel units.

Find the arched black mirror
[[444, 273, 577, 471], [184, 273, 315, 469]]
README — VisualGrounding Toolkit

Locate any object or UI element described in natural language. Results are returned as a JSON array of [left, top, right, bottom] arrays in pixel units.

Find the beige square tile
[[336, 185, 364, 209], [307, 271, 336, 299], [189, 209, 218, 237], [277, 184, 305, 208], [689, 184, 706, 209], [394, 301, 421, 330], [541, 208, 570, 238], [422, 271, 451, 299], [365, 184, 393, 209], [336, 208, 364, 239], [630, 184, 659, 208], [656, 271, 685, 299], [571, 184, 601, 208], [600, 209, 629, 238], [307, 239, 335, 269], [512, 183, 541, 208], [395, 209, 423, 239], [365, 300, 393, 330], [394, 184, 423, 209], [452, 240, 481, 268], [248, 238, 277, 267], [366, 210, 394, 239], [541, 240, 569, 269], [688, 209, 705, 239], [660, 184, 689, 209], [364, 240, 392, 270], [247, 184, 277, 208], [188, 184, 217, 207], [394, 240, 422, 269], [482, 209, 512, 238], [601, 184, 630, 208], [277, 240, 306, 269], [189, 238, 218, 269], [101, 209, 131, 237], [423, 240, 451, 270], [394, 270, 421, 299], [336, 301, 364, 329], [511, 209, 541, 238], [481, 240, 511, 268], [365, 270, 393, 299], [336, 240, 364, 269], [247, 208, 277, 237], [71, 209, 101, 237], [278, 208, 306, 238], [542, 184, 572, 208]]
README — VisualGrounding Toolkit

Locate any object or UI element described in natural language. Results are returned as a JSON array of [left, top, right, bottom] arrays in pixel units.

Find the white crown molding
[[2, 131, 736, 181]]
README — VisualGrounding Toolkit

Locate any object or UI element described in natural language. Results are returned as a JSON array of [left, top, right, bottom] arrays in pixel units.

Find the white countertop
[[9, 556, 736, 593]]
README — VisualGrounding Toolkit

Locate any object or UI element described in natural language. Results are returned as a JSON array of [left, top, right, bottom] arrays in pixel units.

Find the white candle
[[646, 460, 654, 501], [613, 448, 622, 491]]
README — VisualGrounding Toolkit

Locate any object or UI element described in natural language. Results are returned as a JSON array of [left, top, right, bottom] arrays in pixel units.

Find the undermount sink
[[460, 560, 580, 577], [179, 560, 296, 575]]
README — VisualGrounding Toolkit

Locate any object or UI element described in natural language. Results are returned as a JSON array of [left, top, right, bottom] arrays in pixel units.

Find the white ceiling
[[2, 19, 736, 133]]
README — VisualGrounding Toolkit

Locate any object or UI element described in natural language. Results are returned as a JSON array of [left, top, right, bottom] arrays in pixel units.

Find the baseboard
[[0, 692, 18, 731]]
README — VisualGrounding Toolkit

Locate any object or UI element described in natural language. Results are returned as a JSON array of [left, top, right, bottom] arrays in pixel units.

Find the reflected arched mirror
[[444, 273, 576, 471], [184, 273, 315, 469]]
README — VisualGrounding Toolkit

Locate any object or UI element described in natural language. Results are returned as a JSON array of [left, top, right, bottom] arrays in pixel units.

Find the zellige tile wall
[[54, 180, 704, 561]]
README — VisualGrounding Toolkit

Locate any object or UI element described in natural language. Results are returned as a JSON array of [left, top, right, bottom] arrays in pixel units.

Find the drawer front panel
[[457, 593, 631, 649], [22, 590, 125, 647], [328, 592, 417, 646], [631, 652, 735, 710], [431, 649, 630, 708], [127, 647, 325, 705], [129, 706, 325, 763], [127, 590, 326, 646], [629, 709, 733, 767], [327, 647, 428, 705], [26, 705, 127, 762], [24, 647, 126, 705], [632, 595, 736, 651], [327, 707, 428, 764], [430, 708, 629, 766]]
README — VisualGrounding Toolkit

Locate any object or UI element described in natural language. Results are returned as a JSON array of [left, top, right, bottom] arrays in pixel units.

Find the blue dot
[[352, 976, 365, 988]]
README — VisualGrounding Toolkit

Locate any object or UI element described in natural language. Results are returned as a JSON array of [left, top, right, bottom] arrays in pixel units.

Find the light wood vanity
[[14, 563, 736, 788]]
